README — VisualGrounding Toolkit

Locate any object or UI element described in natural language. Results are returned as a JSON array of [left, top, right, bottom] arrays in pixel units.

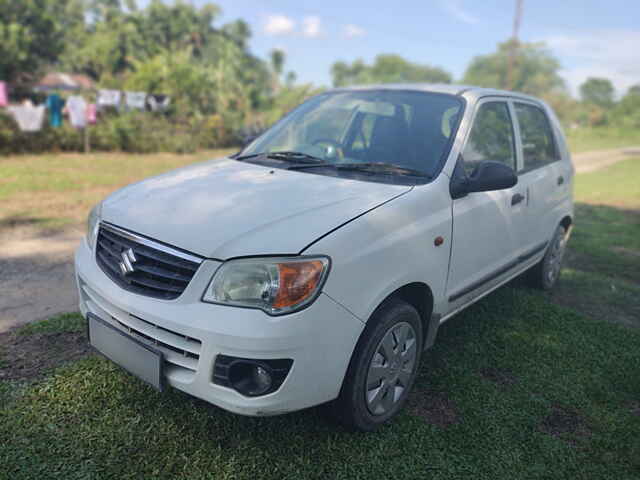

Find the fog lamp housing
[[213, 355, 293, 397]]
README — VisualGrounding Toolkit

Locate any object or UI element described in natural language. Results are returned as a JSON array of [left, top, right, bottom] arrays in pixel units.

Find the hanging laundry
[[86, 103, 97, 124], [97, 89, 121, 111], [8, 103, 46, 132], [125, 91, 147, 111], [66, 96, 88, 128], [147, 94, 171, 112], [45, 94, 64, 127], [0, 82, 7, 108]]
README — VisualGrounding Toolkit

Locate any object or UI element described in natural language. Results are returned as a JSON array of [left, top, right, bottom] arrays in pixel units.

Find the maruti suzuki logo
[[118, 248, 137, 276]]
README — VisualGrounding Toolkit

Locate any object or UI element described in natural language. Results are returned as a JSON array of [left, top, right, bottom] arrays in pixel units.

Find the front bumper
[[75, 239, 364, 416]]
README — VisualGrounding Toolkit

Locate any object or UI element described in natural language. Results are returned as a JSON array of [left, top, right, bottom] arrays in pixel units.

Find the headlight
[[202, 256, 330, 315], [86, 203, 102, 251]]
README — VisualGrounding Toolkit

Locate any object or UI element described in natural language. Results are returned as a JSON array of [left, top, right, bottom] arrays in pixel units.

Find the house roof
[[35, 72, 95, 91]]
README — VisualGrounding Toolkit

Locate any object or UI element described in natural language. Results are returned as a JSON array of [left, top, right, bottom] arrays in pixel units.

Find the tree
[[62, 0, 230, 79], [627, 84, 640, 97], [222, 19, 251, 49], [580, 77, 615, 109], [138, 0, 221, 58], [0, 0, 72, 83], [463, 40, 565, 97], [285, 71, 297, 88], [270, 49, 286, 76], [611, 85, 640, 128], [331, 54, 452, 87], [61, 10, 144, 80], [544, 92, 580, 126]]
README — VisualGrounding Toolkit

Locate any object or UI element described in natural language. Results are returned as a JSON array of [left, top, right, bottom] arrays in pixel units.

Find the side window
[[441, 106, 459, 139], [462, 101, 516, 176], [514, 103, 558, 171]]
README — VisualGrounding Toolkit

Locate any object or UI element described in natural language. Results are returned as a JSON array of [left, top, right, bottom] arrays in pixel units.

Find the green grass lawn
[[549, 157, 640, 327], [0, 149, 235, 232], [1, 156, 639, 479], [1, 291, 639, 480], [574, 157, 640, 208], [566, 126, 640, 153]]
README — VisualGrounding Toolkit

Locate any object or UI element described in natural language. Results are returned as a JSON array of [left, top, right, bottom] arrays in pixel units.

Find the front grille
[[95, 223, 202, 300], [114, 314, 201, 373], [80, 278, 202, 379]]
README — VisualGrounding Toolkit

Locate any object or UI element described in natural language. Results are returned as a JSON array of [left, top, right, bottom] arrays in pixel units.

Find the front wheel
[[330, 298, 423, 431], [527, 224, 567, 290]]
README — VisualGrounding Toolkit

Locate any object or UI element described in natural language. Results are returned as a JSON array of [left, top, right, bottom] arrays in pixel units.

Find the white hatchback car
[[76, 84, 573, 430]]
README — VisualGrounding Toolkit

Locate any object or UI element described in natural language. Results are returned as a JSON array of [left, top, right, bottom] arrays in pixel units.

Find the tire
[[330, 298, 423, 431], [527, 224, 567, 290]]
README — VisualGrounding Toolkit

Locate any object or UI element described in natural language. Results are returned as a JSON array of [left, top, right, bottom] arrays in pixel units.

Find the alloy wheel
[[545, 230, 566, 284], [365, 321, 417, 416]]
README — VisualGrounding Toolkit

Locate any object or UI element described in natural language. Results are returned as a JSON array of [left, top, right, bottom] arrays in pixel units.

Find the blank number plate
[[88, 313, 163, 391]]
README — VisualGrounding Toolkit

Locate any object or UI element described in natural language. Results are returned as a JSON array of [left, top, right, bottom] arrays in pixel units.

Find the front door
[[446, 98, 526, 311]]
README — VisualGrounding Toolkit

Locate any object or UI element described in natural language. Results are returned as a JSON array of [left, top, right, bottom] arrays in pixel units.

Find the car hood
[[101, 158, 411, 259]]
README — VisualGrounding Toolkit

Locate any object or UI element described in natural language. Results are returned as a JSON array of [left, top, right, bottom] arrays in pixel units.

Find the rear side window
[[462, 101, 515, 176], [514, 103, 558, 171]]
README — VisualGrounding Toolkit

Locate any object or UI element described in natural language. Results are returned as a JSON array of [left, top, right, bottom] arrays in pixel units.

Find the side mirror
[[466, 161, 517, 193]]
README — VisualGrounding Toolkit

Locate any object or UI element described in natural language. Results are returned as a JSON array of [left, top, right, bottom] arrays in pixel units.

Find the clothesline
[[0, 81, 171, 133], [97, 89, 171, 113]]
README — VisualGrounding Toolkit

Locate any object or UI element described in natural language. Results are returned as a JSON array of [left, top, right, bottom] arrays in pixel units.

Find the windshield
[[240, 90, 463, 180]]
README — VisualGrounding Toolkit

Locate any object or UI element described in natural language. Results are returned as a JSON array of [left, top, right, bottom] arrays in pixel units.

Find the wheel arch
[[375, 282, 438, 351], [559, 214, 573, 240], [330, 282, 435, 430], [560, 215, 572, 230]]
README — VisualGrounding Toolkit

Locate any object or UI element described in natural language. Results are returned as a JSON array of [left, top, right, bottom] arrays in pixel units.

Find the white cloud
[[264, 14, 295, 36], [543, 30, 640, 97], [302, 16, 322, 38], [440, 0, 479, 25], [344, 24, 366, 38]]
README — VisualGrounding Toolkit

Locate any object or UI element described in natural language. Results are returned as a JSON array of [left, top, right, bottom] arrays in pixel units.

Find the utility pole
[[506, 0, 524, 90]]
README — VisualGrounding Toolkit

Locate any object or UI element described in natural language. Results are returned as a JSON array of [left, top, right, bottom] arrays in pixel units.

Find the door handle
[[511, 193, 525, 206], [557, 176, 564, 185]]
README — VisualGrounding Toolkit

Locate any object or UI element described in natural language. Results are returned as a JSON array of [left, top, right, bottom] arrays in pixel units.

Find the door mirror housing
[[466, 161, 517, 193], [450, 160, 518, 199]]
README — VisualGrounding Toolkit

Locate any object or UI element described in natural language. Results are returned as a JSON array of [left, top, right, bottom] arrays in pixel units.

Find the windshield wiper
[[235, 152, 263, 160], [265, 151, 326, 163], [236, 151, 325, 164], [291, 162, 430, 178], [338, 163, 429, 177]]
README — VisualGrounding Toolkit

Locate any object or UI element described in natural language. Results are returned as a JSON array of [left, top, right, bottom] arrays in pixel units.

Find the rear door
[[511, 101, 567, 253], [446, 98, 526, 310]]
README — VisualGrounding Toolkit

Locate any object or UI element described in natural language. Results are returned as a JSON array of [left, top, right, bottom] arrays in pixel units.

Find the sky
[[145, 0, 640, 98]]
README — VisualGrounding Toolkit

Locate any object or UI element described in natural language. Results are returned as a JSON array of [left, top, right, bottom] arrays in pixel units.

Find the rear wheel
[[330, 298, 423, 431], [527, 224, 567, 290]]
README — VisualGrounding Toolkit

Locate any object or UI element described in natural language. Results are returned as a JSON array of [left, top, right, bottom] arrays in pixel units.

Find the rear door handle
[[557, 176, 564, 185], [511, 193, 525, 206]]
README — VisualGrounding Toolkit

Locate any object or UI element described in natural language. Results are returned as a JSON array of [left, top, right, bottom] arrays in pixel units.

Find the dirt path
[[573, 146, 640, 173], [1, 227, 83, 333], [1, 146, 639, 333]]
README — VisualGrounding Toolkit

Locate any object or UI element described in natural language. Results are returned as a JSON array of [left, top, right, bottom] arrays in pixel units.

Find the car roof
[[329, 83, 544, 104]]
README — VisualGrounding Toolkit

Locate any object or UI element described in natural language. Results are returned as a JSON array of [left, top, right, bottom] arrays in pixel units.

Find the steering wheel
[[312, 138, 345, 160]]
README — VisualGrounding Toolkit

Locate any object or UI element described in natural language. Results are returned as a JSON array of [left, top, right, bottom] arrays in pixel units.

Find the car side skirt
[[447, 241, 547, 303], [439, 247, 547, 327]]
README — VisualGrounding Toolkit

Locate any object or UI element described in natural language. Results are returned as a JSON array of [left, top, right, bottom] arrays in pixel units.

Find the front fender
[[304, 175, 453, 322]]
